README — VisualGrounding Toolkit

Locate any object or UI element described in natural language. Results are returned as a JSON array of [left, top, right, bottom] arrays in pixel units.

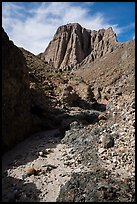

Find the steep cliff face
[[41, 23, 117, 70], [2, 28, 33, 152], [78, 27, 117, 67]]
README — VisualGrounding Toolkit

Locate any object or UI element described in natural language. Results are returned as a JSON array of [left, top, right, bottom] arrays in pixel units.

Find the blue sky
[[2, 2, 135, 55]]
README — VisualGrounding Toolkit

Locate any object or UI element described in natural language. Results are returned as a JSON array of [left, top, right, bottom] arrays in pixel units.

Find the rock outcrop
[[40, 23, 117, 70], [2, 28, 33, 152]]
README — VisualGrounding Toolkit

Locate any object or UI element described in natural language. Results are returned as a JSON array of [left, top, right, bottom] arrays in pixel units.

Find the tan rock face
[[41, 23, 117, 70], [2, 28, 33, 152]]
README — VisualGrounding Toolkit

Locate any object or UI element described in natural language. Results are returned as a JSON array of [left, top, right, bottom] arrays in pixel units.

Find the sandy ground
[[2, 129, 89, 202]]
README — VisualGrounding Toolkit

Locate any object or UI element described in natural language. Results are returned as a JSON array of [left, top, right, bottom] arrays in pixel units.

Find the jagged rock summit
[[40, 23, 117, 71]]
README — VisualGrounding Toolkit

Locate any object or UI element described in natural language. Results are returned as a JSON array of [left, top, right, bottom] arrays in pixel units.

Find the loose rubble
[[2, 90, 135, 202]]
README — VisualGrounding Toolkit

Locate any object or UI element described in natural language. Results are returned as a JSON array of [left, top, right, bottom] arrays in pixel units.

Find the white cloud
[[2, 2, 131, 55]]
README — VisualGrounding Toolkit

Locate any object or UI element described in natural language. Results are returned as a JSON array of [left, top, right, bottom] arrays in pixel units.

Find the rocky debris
[[20, 48, 52, 73], [40, 23, 117, 70], [57, 83, 135, 202], [38, 151, 47, 157], [59, 85, 80, 106], [93, 87, 102, 101], [2, 129, 92, 202], [74, 110, 100, 124], [20, 48, 53, 91], [56, 79, 98, 110], [2, 84, 135, 203], [22, 167, 41, 179], [2, 28, 33, 153], [38, 149, 54, 157], [69, 121, 81, 130], [131, 98, 135, 109], [101, 135, 114, 148], [98, 113, 107, 120], [58, 108, 100, 132], [97, 94, 135, 180], [57, 171, 135, 202], [25, 166, 39, 176], [44, 164, 58, 172], [69, 81, 96, 103], [20, 48, 65, 132], [101, 86, 112, 101]]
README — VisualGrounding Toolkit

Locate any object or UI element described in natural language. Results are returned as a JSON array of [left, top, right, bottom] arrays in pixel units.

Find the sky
[[2, 2, 135, 55]]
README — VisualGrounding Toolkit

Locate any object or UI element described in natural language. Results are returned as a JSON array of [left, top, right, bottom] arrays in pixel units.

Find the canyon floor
[[2, 91, 135, 202]]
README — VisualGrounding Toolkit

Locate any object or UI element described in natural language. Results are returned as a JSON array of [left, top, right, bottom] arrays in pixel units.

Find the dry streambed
[[2, 129, 90, 202]]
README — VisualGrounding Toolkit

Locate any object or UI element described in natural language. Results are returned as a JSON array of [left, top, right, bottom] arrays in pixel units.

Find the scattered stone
[[64, 161, 70, 166], [38, 151, 46, 157], [38, 149, 54, 157], [45, 149, 54, 154], [98, 113, 107, 120], [131, 99, 135, 109], [102, 135, 114, 148], [43, 164, 58, 172], [70, 121, 80, 129], [98, 148, 106, 154], [59, 173, 66, 177], [60, 85, 80, 106], [24, 167, 40, 177]]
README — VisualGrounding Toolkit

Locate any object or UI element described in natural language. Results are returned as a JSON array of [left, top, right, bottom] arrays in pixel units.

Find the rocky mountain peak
[[56, 23, 82, 34], [40, 23, 117, 71]]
